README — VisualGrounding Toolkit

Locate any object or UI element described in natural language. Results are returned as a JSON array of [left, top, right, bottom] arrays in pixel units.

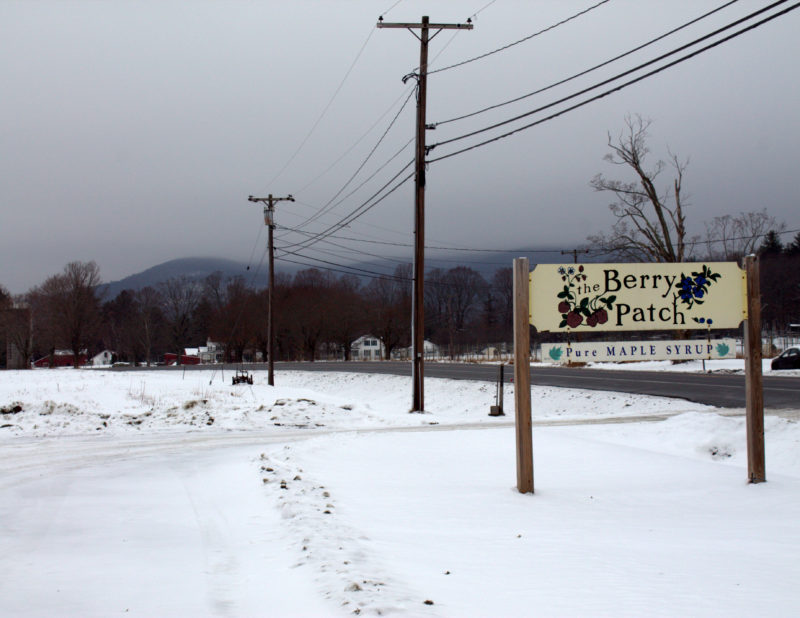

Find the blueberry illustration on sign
[[556, 265, 616, 329], [673, 264, 722, 325]]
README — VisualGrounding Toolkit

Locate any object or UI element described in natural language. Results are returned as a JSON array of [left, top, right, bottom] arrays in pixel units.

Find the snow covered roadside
[[2, 369, 800, 616], [0, 369, 712, 439]]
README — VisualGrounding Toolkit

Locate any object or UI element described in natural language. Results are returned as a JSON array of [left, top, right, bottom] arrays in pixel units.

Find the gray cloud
[[2, 0, 798, 293]]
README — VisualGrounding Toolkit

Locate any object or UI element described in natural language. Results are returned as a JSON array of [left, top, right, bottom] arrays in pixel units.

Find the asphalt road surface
[[129, 361, 800, 409]]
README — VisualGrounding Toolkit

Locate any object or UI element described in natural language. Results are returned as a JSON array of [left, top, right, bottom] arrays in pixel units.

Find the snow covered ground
[[2, 368, 799, 616]]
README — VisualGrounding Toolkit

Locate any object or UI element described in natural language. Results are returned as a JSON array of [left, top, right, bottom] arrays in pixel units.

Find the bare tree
[[160, 276, 202, 364], [704, 209, 786, 261], [443, 267, 487, 332], [217, 277, 253, 362], [491, 267, 513, 340], [0, 285, 10, 367], [365, 264, 411, 360], [63, 261, 103, 367], [135, 286, 164, 366], [589, 115, 691, 262], [102, 290, 139, 362], [327, 275, 366, 361], [28, 261, 102, 367], [286, 269, 335, 361], [2, 300, 33, 369], [424, 268, 449, 340]]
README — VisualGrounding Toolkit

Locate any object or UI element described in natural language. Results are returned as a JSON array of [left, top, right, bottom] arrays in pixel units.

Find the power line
[[381, 0, 405, 17], [688, 226, 800, 250], [277, 255, 408, 282], [278, 159, 413, 250], [243, 225, 265, 272], [432, 0, 741, 127], [470, 0, 500, 20], [261, 0, 409, 196], [294, 84, 415, 196], [283, 228, 586, 255], [278, 251, 517, 291], [259, 27, 376, 191], [278, 199, 413, 243], [280, 229, 409, 264], [280, 217, 800, 263], [430, 0, 788, 152], [428, 0, 612, 75], [291, 88, 416, 232], [276, 139, 414, 244], [279, 163, 415, 252], [278, 247, 399, 278], [278, 224, 800, 283], [276, 227, 522, 268], [410, 0, 501, 72], [427, 1, 798, 164]]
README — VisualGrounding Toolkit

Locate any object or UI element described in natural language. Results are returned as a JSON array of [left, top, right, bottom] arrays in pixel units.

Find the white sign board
[[542, 338, 737, 363], [530, 263, 746, 332]]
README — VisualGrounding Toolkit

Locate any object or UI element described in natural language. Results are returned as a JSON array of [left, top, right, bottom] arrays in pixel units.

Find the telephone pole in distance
[[561, 248, 590, 264], [377, 15, 473, 412], [248, 193, 294, 386]]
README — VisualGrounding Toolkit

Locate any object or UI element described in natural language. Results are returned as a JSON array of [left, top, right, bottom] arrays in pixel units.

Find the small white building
[[392, 340, 440, 360], [351, 335, 385, 361], [92, 350, 114, 366]]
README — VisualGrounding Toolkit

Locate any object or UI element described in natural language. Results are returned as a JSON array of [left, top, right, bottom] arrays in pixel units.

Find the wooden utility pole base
[[513, 258, 533, 494]]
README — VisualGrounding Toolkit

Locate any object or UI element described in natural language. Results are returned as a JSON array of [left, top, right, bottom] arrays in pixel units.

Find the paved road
[[128, 361, 800, 409]]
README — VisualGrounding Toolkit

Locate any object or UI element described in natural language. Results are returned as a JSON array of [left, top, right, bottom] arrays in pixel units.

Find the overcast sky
[[2, 0, 799, 293]]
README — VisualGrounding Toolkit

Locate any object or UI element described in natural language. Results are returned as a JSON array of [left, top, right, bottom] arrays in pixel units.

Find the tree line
[[0, 261, 514, 368], [2, 233, 796, 369]]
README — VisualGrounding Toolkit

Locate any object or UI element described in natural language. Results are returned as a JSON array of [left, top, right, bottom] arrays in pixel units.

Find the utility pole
[[377, 15, 473, 412], [561, 248, 590, 264], [248, 194, 294, 386]]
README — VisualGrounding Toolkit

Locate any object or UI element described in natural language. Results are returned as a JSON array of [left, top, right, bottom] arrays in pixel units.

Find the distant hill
[[101, 257, 270, 298], [100, 249, 584, 299]]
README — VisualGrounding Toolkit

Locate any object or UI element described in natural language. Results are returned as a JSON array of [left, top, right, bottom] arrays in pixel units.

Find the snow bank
[[0, 368, 712, 439]]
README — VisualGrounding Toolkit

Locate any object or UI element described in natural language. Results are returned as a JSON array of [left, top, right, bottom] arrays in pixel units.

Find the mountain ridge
[[100, 249, 578, 299]]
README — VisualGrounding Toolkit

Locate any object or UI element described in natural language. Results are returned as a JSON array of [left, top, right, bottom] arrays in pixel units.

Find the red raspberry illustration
[[595, 308, 608, 324], [558, 301, 570, 314], [566, 311, 583, 328]]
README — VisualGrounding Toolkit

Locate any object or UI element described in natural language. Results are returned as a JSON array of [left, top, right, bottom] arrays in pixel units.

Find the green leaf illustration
[[716, 343, 730, 357], [549, 347, 563, 361]]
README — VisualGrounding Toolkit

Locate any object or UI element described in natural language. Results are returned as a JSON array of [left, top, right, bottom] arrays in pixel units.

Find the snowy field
[[2, 368, 800, 617]]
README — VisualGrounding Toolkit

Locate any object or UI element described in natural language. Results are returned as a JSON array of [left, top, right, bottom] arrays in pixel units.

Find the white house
[[351, 335, 385, 361], [196, 340, 224, 363]]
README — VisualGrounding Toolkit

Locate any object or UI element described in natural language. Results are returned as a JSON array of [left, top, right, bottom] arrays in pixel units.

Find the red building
[[163, 353, 201, 365], [33, 350, 88, 368]]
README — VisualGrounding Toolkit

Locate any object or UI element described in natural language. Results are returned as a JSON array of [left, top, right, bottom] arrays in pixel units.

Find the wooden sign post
[[513, 258, 533, 494], [744, 255, 766, 483]]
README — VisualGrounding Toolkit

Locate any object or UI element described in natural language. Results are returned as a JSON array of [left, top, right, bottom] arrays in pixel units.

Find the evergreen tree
[[784, 231, 800, 256], [759, 230, 784, 256]]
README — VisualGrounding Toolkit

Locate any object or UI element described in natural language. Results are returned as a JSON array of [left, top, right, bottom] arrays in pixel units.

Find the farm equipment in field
[[232, 369, 253, 385]]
